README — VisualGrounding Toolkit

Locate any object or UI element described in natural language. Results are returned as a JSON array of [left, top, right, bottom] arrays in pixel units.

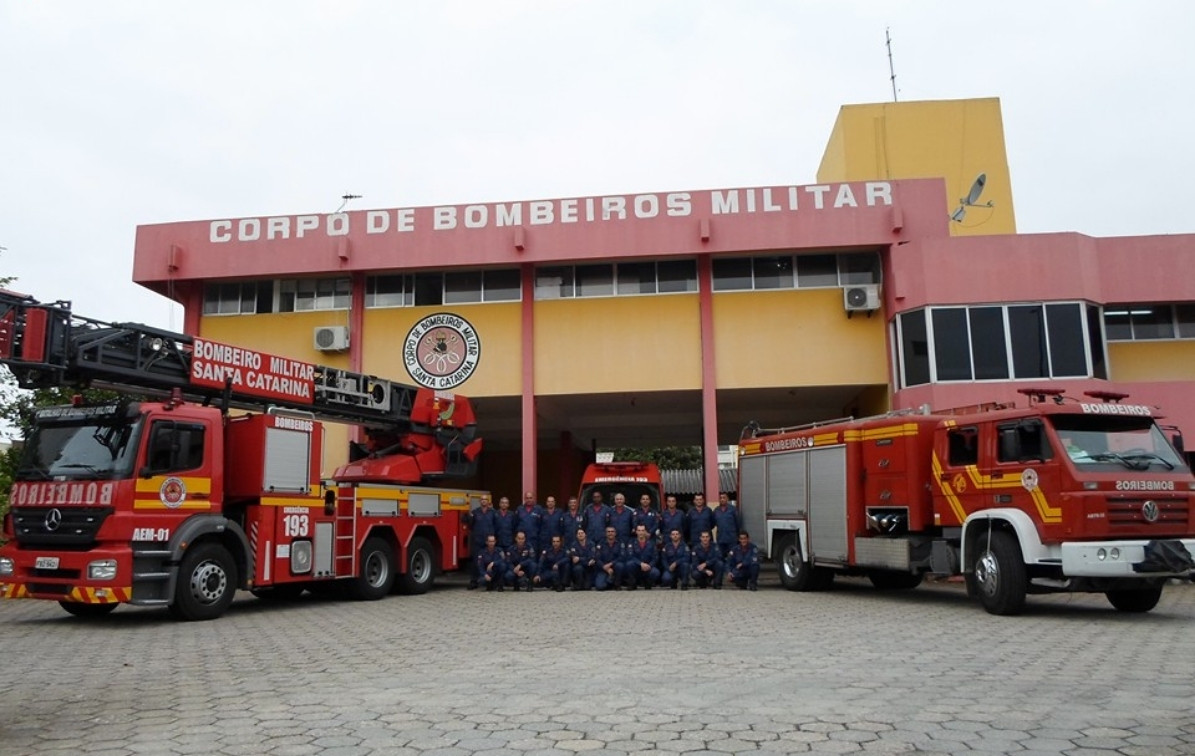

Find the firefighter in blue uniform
[[727, 531, 761, 591], [505, 531, 538, 591], [712, 492, 742, 560], [632, 493, 660, 543], [493, 496, 517, 549], [690, 530, 723, 589], [583, 492, 611, 545], [625, 524, 660, 589], [595, 526, 626, 590], [562, 496, 585, 547], [514, 491, 544, 555], [475, 534, 507, 592], [608, 493, 635, 544], [660, 527, 691, 590], [535, 534, 570, 592], [568, 528, 598, 590], [686, 493, 715, 547], [464, 495, 496, 590], [659, 495, 686, 548], [540, 495, 564, 554]]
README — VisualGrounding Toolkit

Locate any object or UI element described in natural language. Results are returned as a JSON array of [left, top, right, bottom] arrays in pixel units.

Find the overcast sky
[[2, 1, 1193, 331]]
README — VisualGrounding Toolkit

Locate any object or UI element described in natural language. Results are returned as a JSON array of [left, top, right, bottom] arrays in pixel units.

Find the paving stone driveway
[[1, 573, 1193, 755]]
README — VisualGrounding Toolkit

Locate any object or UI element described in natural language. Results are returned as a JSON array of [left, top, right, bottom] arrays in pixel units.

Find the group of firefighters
[[464, 490, 762, 592]]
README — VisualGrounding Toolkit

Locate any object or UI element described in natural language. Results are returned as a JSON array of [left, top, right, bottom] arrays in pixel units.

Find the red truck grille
[[1106, 498, 1189, 529]]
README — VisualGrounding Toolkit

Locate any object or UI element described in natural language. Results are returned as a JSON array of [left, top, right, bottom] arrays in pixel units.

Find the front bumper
[[1060, 538, 1195, 578], [0, 546, 133, 604]]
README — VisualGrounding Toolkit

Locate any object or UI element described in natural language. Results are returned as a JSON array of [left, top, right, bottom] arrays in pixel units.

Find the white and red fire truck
[[738, 390, 1195, 615], [0, 290, 485, 620], [578, 461, 665, 509]]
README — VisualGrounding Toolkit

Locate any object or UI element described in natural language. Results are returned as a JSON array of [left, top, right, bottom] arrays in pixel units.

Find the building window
[[898, 302, 1100, 388], [203, 282, 271, 315], [1104, 303, 1195, 341], [657, 260, 698, 293], [279, 277, 350, 312], [535, 260, 696, 299], [535, 267, 574, 299], [483, 269, 521, 301], [713, 251, 881, 292], [365, 274, 412, 308]]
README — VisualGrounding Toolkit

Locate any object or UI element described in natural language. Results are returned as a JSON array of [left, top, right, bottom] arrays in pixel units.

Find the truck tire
[[395, 536, 435, 595], [347, 537, 396, 600], [169, 542, 238, 621], [1105, 586, 1163, 613], [971, 530, 1027, 616], [59, 601, 118, 618], [775, 536, 832, 592], [869, 570, 924, 591]]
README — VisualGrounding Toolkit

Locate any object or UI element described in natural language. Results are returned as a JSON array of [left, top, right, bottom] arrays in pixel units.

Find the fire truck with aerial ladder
[[738, 390, 1195, 614], [0, 290, 485, 620]]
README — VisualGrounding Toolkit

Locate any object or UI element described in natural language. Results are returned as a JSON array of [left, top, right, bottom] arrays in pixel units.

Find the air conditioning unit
[[313, 326, 350, 352], [843, 284, 881, 313]]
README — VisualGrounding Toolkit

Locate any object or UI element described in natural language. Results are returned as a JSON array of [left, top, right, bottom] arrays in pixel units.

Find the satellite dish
[[965, 173, 987, 206]]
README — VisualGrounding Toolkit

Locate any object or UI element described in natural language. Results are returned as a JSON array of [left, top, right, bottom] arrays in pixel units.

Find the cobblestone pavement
[[2, 572, 1194, 756]]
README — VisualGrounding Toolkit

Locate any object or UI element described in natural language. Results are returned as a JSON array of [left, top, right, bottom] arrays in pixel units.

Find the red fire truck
[[578, 461, 665, 509], [738, 390, 1195, 615], [0, 291, 485, 620]]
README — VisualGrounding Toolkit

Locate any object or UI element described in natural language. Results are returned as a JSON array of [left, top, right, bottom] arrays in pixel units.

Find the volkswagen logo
[[1141, 500, 1160, 523], [43, 508, 63, 532]]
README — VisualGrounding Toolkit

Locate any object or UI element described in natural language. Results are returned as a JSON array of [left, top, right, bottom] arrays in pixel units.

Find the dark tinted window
[[900, 310, 930, 387], [1046, 303, 1087, 377], [712, 258, 753, 291], [1009, 305, 1048, 379], [969, 307, 1009, 379], [932, 308, 972, 381], [796, 255, 838, 287], [752, 256, 793, 289]]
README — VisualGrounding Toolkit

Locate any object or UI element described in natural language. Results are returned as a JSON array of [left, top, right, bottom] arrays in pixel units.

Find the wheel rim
[[975, 550, 1000, 598], [365, 551, 389, 588], [781, 544, 801, 579], [189, 560, 228, 605], [410, 548, 431, 583]]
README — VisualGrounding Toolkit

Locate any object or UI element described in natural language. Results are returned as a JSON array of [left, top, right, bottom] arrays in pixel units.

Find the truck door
[[991, 418, 1062, 528], [933, 424, 985, 526]]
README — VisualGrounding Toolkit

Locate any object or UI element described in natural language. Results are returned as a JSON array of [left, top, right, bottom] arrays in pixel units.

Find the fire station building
[[131, 97, 1195, 499]]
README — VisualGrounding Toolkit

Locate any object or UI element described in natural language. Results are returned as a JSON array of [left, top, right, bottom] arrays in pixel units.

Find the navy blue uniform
[[595, 538, 626, 591], [537, 545, 570, 591], [687, 505, 716, 546], [624, 537, 660, 589], [608, 505, 635, 544], [633, 506, 661, 542], [540, 507, 565, 553], [464, 505, 496, 588], [583, 504, 611, 545], [660, 539, 691, 589], [562, 509, 586, 547], [505, 540, 539, 589], [568, 539, 598, 589], [690, 541, 723, 588], [659, 507, 687, 544], [493, 509, 517, 550], [727, 541, 761, 590], [474, 545, 507, 591], [514, 503, 544, 553], [712, 504, 742, 558]]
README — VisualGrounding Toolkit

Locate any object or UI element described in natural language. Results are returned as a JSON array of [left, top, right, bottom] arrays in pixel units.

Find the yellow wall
[[713, 288, 889, 388], [1107, 341, 1195, 381], [362, 303, 521, 396], [818, 97, 1016, 236], [534, 295, 702, 394]]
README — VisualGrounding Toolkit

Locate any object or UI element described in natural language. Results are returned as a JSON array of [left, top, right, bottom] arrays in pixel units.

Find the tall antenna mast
[[886, 27, 898, 102]]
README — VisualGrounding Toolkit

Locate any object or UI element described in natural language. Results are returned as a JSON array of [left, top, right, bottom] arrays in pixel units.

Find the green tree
[[606, 445, 704, 469]]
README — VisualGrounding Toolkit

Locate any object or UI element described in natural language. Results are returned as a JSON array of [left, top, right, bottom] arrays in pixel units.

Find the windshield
[[1051, 415, 1189, 473], [17, 406, 144, 481]]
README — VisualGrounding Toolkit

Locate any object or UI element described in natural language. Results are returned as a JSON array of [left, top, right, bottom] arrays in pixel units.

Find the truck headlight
[[0, 557, 13, 576], [88, 560, 117, 580]]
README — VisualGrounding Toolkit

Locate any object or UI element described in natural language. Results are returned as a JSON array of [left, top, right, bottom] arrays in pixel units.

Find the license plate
[[35, 556, 60, 570]]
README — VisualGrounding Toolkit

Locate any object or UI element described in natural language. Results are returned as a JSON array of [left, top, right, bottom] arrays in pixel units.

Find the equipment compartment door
[[808, 446, 848, 562]]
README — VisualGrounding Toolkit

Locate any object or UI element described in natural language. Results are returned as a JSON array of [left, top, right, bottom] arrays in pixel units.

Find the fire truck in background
[[578, 461, 665, 509], [738, 390, 1195, 615], [0, 290, 485, 620]]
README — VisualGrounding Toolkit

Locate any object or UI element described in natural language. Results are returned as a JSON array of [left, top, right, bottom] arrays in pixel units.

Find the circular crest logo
[[1020, 468, 1039, 492], [403, 313, 481, 389], [160, 477, 187, 509]]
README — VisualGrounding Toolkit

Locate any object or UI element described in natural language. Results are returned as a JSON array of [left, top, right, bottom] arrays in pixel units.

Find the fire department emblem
[[402, 313, 481, 390], [160, 477, 187, 509], [1020, 468, 1039, 491], [952, 473, 967, 493]]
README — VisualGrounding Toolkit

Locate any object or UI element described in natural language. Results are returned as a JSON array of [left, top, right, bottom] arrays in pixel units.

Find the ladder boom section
[[0, 290, 427, 430]]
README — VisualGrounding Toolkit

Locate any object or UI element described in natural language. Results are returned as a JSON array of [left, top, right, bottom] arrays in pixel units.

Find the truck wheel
[[869, 570, 924, 590], [347, 537, 396, 600], [58, 601, 118, 618], [395, 536, 435, 595], [1105, 586, 1163, 613], [776, 536, 831, 591], [971, 530, 1027, 616], [170, 542, 238, 621]]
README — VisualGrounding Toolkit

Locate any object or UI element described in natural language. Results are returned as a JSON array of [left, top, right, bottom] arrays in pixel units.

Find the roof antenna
[[335, 193, 362, 214], [950, 174, 995, 223], [886, 27, 898, 102]]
